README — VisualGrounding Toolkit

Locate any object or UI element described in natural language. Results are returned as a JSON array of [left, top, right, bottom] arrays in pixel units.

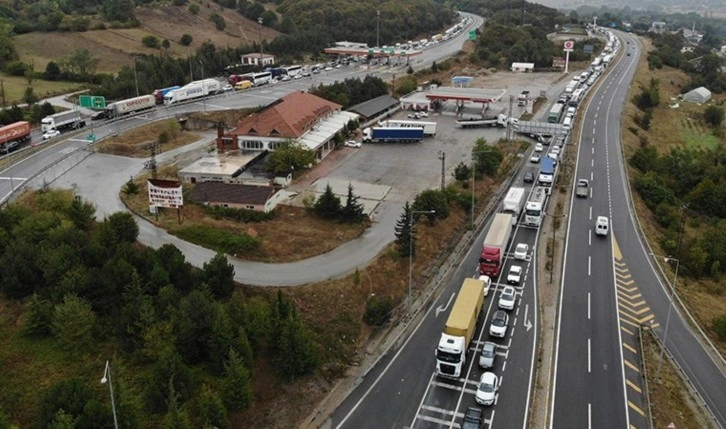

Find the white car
[[221, 84, 234, 92], [281, 75, 291, 81], [507, 265, 522, 284], [475, 372, 499, 406], [534, 143, 543, 152], [478, 275, 491, 296], [551, 145, 561, 155], [42, 129, 61, 140], [498, 286, 516, 310], [344, 140, 361, 148], [530, 154, 541, 163], [324, 66, 333, 71], [417, 111, 428, 118], [479, 342, 497, 369], [513, 243, 528, 260], [595, 216, 609, 236], [293, 74, 302, 79], [489, 310, 509, 338]]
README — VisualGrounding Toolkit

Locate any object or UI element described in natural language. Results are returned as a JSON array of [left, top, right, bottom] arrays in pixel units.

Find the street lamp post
[[199, 60, 206, 113], [133, 58, 139, 97], [376, 10, 381, 48], [408, 209, 436, 315], [258, 17, 264, 64], [100, 360, 119, 429], [652, 254, 680, 381]]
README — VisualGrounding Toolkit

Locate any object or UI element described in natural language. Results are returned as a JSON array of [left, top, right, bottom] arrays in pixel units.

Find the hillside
[[13, 3, 279, 73]]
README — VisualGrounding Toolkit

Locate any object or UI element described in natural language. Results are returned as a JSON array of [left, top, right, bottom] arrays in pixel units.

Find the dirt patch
[[95, 119, 201, 157]]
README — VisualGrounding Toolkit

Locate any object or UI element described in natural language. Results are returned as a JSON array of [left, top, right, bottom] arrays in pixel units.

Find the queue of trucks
[[538, 157, 556, 187], [502, 187, 525, 224], [524, 187, 548, 227], [163, 79, 221, 105], [436, 277, 487, 378], [0, 121, 32, 153], [104, 94, 156, 119], [479, 213, 514, 278], [41, 111, 86, 133]]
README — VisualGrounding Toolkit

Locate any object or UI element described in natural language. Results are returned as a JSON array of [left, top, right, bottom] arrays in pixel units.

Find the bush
[[363, 295, 394, 326], [211, 13, 226, 31], [188, 3, 200, 14], [202, 205, 274, 222], [713, 315, 726, 342], [174, 225, 261, 255], [4, 61, 28, 76], [180, 34, 193, 46], [142, 35, 160, 48]]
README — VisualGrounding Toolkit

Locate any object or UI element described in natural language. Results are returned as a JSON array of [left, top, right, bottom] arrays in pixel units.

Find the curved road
[[0, 13, 484, 287]]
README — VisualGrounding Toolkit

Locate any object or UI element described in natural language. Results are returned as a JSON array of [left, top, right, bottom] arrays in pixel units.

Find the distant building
[[335, 41, 369, 49], [217, 91, 359, 161], [189, 182, 285, 212], [241, 53, 275, 67], [683, 86, 711, 104], [650, 21, 667, 33], [511, 62, 534, 73], [347, 95, 399, 123]]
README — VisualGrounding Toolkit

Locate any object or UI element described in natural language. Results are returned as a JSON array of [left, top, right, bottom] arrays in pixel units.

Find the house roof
[[241, 53, 275, 59], [230, 91, 341, 139], [148, 179, 181, 188], [189, 182, 276, 206], [347, 95, 399, 119]]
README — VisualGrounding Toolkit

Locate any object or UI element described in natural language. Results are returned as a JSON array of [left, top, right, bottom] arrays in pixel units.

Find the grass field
[[0, 72, 85, 105]]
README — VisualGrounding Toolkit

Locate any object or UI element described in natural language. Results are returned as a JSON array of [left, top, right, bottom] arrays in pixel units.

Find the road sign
[[468, 30, 477, 41], [79, 95, 106, 109], [86, 133, 96, 142], [563, 40, 574, 50]]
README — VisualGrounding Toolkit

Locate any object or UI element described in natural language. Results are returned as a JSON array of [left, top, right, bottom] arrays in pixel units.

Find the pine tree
[[163, 378, 192, 429], [274, 308, 317, 381], [341, 183, 365, 223], [221, 349, 253, 411], [312, 184, 342, 220], [394, 202, 416, 257]]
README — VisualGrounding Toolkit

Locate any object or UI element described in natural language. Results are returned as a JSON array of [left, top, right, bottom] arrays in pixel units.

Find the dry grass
[[94, 119, 201, 157], [0, 72, 85, 105], [14, 5, 279, 74], [643, 330, 711, 429], [621, 38, 726, 356]]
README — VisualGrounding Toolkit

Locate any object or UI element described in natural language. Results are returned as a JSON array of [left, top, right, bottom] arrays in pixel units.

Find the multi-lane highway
[[551, 31, 726, 429]]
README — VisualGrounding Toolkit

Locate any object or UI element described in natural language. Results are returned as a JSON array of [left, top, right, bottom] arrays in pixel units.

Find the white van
[[595, 216, 609, 236], [562, 116, 573, 130]]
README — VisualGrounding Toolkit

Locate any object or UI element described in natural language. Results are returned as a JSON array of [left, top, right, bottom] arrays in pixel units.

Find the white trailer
[[105, 94, 156, 119], [164, 79, 221, 105], [524, 187, 548, 226], [502, 187, 526, 223], [41, 110, 86, 132], [380, 120, 437, 136]]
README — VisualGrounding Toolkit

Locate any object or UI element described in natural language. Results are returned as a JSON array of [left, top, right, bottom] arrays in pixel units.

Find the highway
[[551, 31, 726, 429]]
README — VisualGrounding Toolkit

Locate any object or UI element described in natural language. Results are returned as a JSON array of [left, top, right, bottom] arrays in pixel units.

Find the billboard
[[148, 179, 183, 210]]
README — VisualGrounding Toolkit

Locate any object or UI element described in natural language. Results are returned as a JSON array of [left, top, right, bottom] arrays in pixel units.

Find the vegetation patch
[[173, 224, 261, 255], [94, 119, 201, 157]]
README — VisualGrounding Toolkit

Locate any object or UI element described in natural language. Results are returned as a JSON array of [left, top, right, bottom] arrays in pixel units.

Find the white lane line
[[588, 338, 592, 373], [589, 403, 592, 429], [588, 256, 591, 276], [589, 206, 592, 220], [588, 292, 591, 320], [589, 230, 592, 246]]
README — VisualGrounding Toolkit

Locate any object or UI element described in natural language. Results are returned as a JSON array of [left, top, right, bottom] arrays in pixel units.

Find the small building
[[218, 91, 359, 161], [511, 62, 534, 73], [683, 86, 712, 104], [651, 21, 667, 33], [347, 95, 399, 123], [178, 151, 268, 184], [189, 182, 285, 213], [241, 53, 276, 67]]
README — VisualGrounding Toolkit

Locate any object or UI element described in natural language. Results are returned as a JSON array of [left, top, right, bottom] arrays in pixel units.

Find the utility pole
[[438, 151, 446, 191], [0, 79, 5, 106], [133, 58, 139, 97], [258, 17, 264, 65], [376, 10, 381, 48]]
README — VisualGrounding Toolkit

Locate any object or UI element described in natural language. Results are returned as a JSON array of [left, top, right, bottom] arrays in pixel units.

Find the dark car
[[0, 141, 20, 154], [462, 407, 484, 429], [91, 111, 106, 121], [524, 169, 535, 183]]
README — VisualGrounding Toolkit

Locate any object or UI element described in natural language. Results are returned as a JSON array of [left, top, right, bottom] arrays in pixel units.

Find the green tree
[[66, 195, 96, 231], [63, 48, 100, 76], [452, 161, 471, 184], [163, 379, 192, 429], [713, 314, 726, 342], [194, 385, 227, 428], [40, 378, 94, 425], [202, 253, 235, 299], [162, 39, 171, 50], [473, 139, 503, 177], [704, 105, 724, 128], [173, 288, 217, 364], [210, 13, 226, 31], [104, 0, 136, 22], [143, 35, 161, 49], [180, 34, 193, 46], [49, 410, 76, 429], [265, 141, 316, 175], [104, 212, 139, 243], [274, 308, 317, 381], [313, 184, 342, 220], [188, 3, 200, 14], [394, 201, 415, 257], [221, 349, 253, 411], [341, 183, 366, 223], [413, 189, 448, 222], [207, 306, 235, 374], [52, 294, 97, 353], [363, 295, 394, 326], [23, 293, 54, 337]]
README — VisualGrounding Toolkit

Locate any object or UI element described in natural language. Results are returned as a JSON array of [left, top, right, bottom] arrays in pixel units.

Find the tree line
[[0, 190, 317, 428]]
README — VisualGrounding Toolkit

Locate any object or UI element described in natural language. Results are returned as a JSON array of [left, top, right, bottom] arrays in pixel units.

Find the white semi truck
[[41, 110, 86, 132]]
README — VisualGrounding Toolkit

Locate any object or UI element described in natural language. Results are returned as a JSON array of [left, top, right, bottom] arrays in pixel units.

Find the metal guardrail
[[638, 324, 655, 429]]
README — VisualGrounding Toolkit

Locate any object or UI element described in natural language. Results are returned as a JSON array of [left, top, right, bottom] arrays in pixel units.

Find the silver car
[[479, 341, 497, 369]]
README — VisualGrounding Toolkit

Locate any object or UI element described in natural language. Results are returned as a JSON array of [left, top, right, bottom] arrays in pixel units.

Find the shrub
[[188, 3, 200, 14], [714, 315, 726, 342], [363, 295, 394, 326], [142, 35, 160, 48], [202, 205, 274, 222], [180, 34, 193, 46], [174, 225, 261, 255]]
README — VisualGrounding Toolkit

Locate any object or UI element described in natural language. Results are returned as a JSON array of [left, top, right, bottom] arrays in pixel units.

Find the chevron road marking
[[622, 342, 638, 354], [621, 326, 635, 336], [627, 379, 642, 394], [624, 359, 640, 373], [628, 401, 646, 416]]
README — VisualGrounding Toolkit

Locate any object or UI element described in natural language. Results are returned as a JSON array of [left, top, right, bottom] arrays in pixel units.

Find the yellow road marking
[[627, 379, 642, 394], [623, 342, 638, 354], [621, 326, 635, 335], [613, 236, 622, 260], [618, 278, 635, 286], [624, 359, 640, 372], [628, 401, 645, 416], [617, 300, 650, 315], [639, 314, 655, 324], [619, 316, 643, 328]]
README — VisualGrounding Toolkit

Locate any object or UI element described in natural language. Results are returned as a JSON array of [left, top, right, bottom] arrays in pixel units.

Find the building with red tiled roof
[[217, 91, 360, 161]]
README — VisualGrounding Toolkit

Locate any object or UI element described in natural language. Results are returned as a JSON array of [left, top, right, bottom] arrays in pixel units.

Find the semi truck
[[436, 277, 486, 378], [362, 127, 424, 143], [538, 156, 555, 187], [104, 94, 156, 119], [153, 86, 181, 104], [379, 120, 437, 136], [479, 213, 514, 277], [524, 187, 548, 226], [456, 114, 509, 128], [502, 187, 526, 223], [41, 110, 86, 133], [0, 121, 32, 147], [163, 79, 221, 105]]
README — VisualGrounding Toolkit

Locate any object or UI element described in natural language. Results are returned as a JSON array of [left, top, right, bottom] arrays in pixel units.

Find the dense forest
[[0, 190, 317, 427]]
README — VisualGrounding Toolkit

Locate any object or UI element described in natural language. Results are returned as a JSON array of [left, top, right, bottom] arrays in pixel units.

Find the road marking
[[588, 338, 592, 373], [421, 405, 457, 416], [621, 326, 635, 336], [627, 379, 642, 394], [623, 359, 640, 373], [0, 176, 28, 181], [524, 304, 532, 332], [628, 401, 645, 416], [417, 414, 459, 426], [613, 236, 623, 260], [588, 403, 592, 429], [589, 206, 592, 220], [622, 342, 637, 354], [588, 256, 591, 276], [432, 380, 464, 391], [436, 292, 456, 317], [619, 317, 643, 329], [589, 230, 592, 245], [588, 293, 591, 320]]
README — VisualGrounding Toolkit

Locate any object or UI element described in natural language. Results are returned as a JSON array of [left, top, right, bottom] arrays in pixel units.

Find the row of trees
[[0, 190, 317, 427], [647, 32, 726, 93], [311, 75, 389, 109]]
